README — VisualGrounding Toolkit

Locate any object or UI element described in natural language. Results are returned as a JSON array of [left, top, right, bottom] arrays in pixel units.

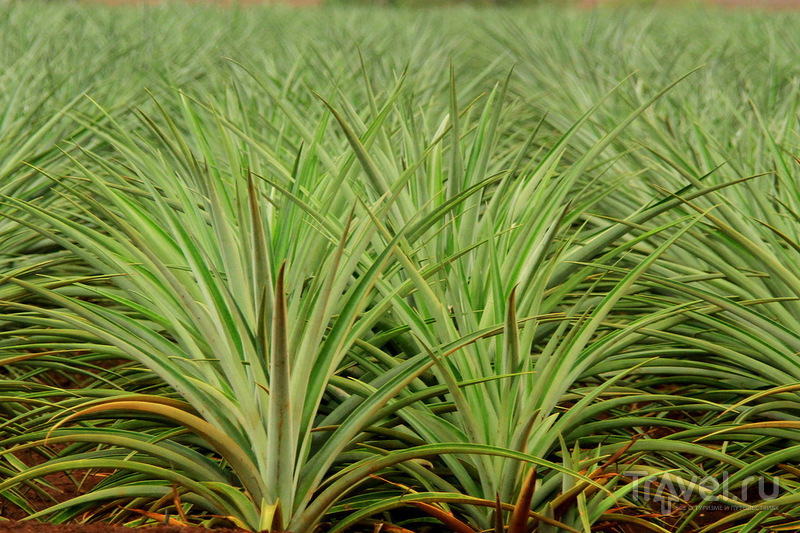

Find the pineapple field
[[2, 2, 800, 532]]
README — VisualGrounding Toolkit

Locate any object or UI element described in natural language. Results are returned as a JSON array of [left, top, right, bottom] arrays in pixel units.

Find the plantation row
[[2, 3, 800, 532]]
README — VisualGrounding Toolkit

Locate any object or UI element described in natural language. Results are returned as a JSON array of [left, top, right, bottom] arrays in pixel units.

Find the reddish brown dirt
[[0, 423, 245, 532], [0, 445, 110, 521]]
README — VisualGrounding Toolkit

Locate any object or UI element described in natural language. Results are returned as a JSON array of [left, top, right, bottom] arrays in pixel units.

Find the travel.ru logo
[[622, 470, 781, 515]]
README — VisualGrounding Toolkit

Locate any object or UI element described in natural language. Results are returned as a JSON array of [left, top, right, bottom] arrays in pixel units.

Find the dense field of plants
[[2, 2, 800, 532]]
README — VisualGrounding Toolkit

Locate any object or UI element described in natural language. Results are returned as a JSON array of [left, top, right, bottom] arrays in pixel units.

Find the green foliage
[[1, 2, 800, 532], [328, 0, 547, 6]]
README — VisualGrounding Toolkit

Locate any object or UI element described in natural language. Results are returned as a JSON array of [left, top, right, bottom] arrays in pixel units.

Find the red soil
[[0, 444, 246, 533]]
